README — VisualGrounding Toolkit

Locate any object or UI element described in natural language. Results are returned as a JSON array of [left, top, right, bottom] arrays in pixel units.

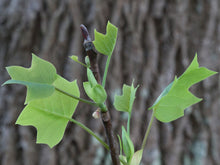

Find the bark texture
[[0, 0, 220, 165]]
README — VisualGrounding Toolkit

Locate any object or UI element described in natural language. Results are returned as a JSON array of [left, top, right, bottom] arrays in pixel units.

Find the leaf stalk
[[102, 55, 111, 87], [69, 118, 109, 150], [55, 87, 97, 106], [141, 110, 155, 150]]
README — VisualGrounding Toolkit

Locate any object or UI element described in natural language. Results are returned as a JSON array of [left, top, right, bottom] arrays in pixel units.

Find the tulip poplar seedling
[[2, 21, 217, 165]]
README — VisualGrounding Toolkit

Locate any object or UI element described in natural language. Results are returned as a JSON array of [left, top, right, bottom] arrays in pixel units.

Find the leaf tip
[[107, 20, 118, 31], [31, 53, 39, 62], [194, 52, 198, 58], [5, 66, 10, 71], [1, 80, 9, 87], [31, 53, 36, 56], [93, 29, 97, 36]]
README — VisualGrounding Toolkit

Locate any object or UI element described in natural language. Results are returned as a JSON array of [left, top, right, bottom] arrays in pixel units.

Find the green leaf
[[130, 150, 143, 165], [16, 76, 80, 148], [149, 54, 218, 122], [122, 126, 134, 163], [70, 55, 79, 61], [70, 55, 87, 67], [84, 68, 107, 104], [119, 155, 128, 165], [118, 134, 123, 155], [87, 68, 98, 87], [93, 21, 118, 56], [83, 82, 107, 104], [85, 56, 90, 67], [114, 83, 138, 115], [3, 54, 57, 104]]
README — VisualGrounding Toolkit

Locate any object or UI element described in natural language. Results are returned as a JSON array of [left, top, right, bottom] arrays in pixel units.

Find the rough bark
[[0, 0, 219, 165]]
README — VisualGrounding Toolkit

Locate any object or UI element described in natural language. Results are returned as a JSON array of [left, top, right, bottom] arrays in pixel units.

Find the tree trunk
[[0, 0, 219, 165]]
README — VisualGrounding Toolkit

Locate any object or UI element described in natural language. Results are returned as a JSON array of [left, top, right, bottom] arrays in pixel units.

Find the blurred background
[[0, 0, 219, 165]]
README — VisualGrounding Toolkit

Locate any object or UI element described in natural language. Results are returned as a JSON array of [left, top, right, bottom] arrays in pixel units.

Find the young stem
[[102, 55, 111, 87], [74, 60, 88, 68], [127, 114, 131, 135], [141, 110, 155, 150], [55, 87, 97, 106], [69, 118, 109, 150]]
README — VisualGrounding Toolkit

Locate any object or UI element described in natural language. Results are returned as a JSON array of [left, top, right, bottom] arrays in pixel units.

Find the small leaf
[[119, 155, 128, 165], [70, 55, 79, 61], [149, 54, 218, 122], [85, 56, 90, 67], [87, 68, 98, 87], [122, 126, 134, 163], [114, 83, 138, 115], [3, 54, 57, 104], [70, 55, 87, 67], [83, 82, 107, 104], [16, 76, 80, 148], [93, 21, 118, 56], [130, 150, 143, 165]]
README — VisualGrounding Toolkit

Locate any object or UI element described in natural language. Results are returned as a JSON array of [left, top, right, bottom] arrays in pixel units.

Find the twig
[[80, 24, 120, 165]]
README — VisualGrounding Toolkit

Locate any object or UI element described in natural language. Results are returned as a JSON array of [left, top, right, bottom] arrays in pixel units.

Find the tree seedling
[[2, 21, 217, 165]]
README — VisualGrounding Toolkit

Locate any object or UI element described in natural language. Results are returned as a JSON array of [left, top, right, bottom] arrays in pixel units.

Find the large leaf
[[16, 76, 80, 147], [149, 54, 217, 122], [3, 54, 57, 104], [93, 21, 118, 56], [114, 83, 138, 115]]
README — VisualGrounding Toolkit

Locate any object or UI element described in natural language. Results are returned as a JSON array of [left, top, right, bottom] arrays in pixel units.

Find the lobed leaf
[[149, 54, 218, 122], [93, 21, 118, 56], [114, 83, 138, 115], [16, 76, 80, 148], [3, 54, 57, 104]]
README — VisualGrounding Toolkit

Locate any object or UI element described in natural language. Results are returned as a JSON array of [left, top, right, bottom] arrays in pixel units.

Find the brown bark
[[0, 0, 220, 165]]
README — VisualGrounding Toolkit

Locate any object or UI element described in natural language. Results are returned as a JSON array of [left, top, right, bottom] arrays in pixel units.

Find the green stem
[[102, 55, 111, 87], [55, 87, 108, 113], [76, 61, 88, 68], [141, 109, 155, 150], [127, 114, 131, 135], [69, 118, 109, 150], [98, 103, 108, 112], [55, 87, 97, 106]]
